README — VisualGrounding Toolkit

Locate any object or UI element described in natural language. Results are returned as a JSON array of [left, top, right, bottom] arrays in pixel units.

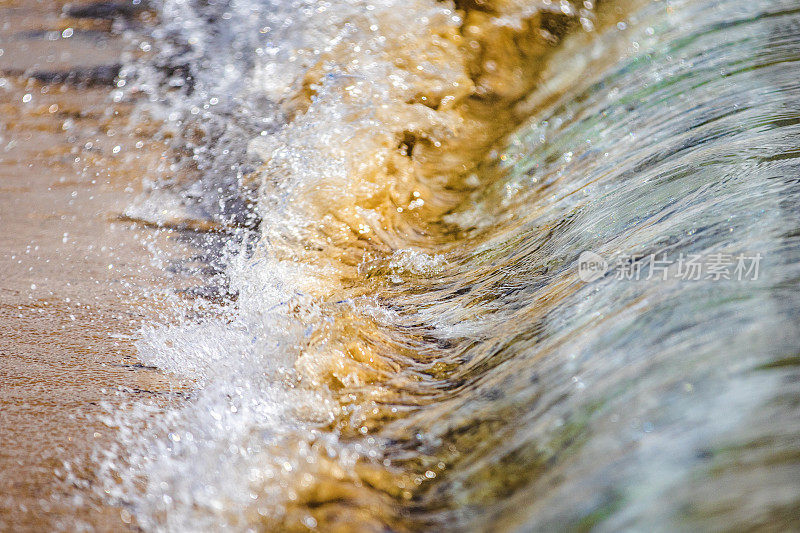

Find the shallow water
[[95, 0, 800, 530], [0, 1, 190, 528]]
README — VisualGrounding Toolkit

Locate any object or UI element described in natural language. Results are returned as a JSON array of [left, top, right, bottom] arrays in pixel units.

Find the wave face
[[108, 0, 800, 530]]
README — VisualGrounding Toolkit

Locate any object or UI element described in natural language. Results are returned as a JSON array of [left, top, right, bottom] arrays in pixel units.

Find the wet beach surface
[[0, 0, 188, 528]]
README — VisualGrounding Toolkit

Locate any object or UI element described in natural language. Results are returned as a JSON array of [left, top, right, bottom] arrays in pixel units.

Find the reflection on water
[[101, 0, 800, 530]]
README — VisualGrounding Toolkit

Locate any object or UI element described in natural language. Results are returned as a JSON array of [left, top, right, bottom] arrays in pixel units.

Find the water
[[101, 0, 800, 530]]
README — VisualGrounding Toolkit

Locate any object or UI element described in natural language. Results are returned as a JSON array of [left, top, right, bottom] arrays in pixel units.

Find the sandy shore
[[0, 0, 188, 529]]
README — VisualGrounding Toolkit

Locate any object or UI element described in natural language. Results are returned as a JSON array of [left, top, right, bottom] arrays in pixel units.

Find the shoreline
[[0, 0, 188, 528]]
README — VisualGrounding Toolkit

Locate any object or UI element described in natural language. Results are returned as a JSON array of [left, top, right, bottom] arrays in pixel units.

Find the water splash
[[101, 0, 800, 529]]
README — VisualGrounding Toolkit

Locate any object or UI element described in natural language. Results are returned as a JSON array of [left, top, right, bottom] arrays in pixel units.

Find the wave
[[102, 0, 800, 530]]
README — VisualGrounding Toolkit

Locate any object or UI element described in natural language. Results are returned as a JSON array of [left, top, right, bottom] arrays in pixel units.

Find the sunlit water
[[99, 0, 800, 530]]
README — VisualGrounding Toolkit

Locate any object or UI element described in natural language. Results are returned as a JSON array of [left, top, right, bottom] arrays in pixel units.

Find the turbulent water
[[98, 0, 800, 530]]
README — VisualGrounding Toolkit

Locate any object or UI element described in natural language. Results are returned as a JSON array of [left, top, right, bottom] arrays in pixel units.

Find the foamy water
[[98, 0, 800, 529]]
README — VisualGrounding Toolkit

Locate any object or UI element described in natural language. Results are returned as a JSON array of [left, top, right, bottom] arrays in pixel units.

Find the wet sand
[[0, 1, 185, 529]]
